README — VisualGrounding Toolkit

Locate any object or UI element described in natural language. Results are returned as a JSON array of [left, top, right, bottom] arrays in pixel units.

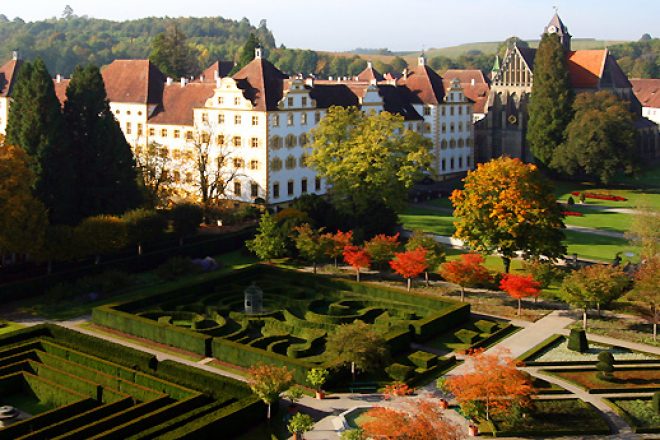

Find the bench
[[349, 382, 378, 394]]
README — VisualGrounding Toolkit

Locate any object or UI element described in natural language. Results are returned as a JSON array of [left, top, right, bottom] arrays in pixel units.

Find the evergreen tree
[[6, 59, 77, 224], [231, 33, 260, 74], [527, 33, 573, 167], [149, 24, 201, 79], [64, 64, 141, 220]]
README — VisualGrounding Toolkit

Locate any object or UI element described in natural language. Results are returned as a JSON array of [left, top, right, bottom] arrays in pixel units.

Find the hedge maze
[[0, 325, 262, 439], [93, 265, 470, 383]]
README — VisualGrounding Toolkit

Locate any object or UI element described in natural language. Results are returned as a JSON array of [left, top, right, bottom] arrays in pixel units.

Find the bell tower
[[544, 11, 572, 51]]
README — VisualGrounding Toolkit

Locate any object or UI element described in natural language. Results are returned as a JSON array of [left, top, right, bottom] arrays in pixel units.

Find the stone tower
[[544, 12, 572, 51]]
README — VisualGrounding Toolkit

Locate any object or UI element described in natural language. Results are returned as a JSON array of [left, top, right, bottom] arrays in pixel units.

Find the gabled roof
[[53, 78, 70, 106], [377, 85, 423, 121], [356, 63, 384, 83], [101, 60, 166, 104], [200, 61, 235, 83], [399, 63, 445, 105], [443, 69, 490, 113], [0, 58, 22, 97], [149, 82, 216, 126], [630, 78, 660, 109], [308, 83, 360, 108], [232, 58, 288, 111], [517, 47, 537, 71], [545, 13, 570, 37]]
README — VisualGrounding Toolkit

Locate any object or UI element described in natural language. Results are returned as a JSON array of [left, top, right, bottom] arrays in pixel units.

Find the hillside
[[0, 15, 276, 76]]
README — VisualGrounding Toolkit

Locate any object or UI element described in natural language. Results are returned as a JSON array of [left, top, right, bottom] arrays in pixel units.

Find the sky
[[2, 1, 659, 52]]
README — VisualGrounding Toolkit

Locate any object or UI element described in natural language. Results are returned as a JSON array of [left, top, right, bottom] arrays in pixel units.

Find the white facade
[[642, 106, 660, 126], [0, 97, 8, 135]]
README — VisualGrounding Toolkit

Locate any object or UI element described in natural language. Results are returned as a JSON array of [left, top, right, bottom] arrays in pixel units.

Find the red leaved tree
[[343, 245, 371, 282], [439, 253, 491, 302], [364, 233, 400, 269], [362, 399, 462, 440], [389, 248, 429, 291], [500, 274, 542, 315], [322, 230, 353, 267], [445, 349, 535, 421]]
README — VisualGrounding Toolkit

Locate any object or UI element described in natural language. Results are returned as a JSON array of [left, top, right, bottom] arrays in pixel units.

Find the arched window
[[285, 155, 297, 169], [299, 133, 308, 146], [286, 134, 297, 148], [449, 139, 456, 149], [299, 153, 309, 168], [441, 139, 448, 150], [270, 157, 283, 171], [271, 136, 282, 150], [458, 138, 464, 148]]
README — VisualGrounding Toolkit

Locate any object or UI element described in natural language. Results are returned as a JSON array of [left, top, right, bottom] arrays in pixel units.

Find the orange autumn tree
[[247, 363, 293, 420], [500, 273, 542, 315], [323, 230, 353, 267], [450, 157, 565, 273], [362, 399, 462, 440], [439, 253, 490, 302], [445, 349, 535, 421], [389, 248, 428, 291], [343, 245, 371, 282]]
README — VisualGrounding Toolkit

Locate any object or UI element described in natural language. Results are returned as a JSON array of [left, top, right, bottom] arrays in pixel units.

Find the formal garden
[[0, 324, 263, 438]]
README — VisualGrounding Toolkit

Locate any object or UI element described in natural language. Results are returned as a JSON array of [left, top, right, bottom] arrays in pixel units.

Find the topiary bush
[[653, 391, 659, 415], [567, 329, 589, 353], [408, 351, 437, 369], [385, 363, 414, 381], [454, 329, 480, 345], [596, 351, 615, 381]]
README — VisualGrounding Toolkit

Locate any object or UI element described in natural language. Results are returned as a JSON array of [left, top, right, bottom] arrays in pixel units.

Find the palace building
[[0, 48, 475, 206]]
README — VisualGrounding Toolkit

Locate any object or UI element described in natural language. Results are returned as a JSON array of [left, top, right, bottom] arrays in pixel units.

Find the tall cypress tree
[[230, 34, 260, 74], [64, 65, 141, 220], [6, 59, 77, 224], [527, 33, 574, 166]]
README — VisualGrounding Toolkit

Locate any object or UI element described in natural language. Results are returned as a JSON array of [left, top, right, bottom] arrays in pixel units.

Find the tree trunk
[[583, 307, 588, 330], [351, 362, 356, 382], [425, 271, 429, 287], [407, 278, 411, 291], [334, 256, 338, 267], [267, 403, 271, 420], [356, 269, 360, 282], [654, 322, 657, 342], [138, 243, 143, 256], [518, 298, 522, 315], [313, 261, 317, 274], [502, 257, 511, 273], [460, 286, 465, 302], [596, 302, 601, 317]]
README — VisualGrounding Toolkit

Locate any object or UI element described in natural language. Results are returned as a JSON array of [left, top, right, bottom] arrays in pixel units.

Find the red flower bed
[[562, 211, 584, 217], [570, 192, 627, 202]]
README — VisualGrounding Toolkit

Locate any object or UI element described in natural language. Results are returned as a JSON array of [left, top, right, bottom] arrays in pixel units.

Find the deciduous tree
[[625, 204, 660, 259], [527, 32, 573, 166], [134, 142, 174, 208], [361, 399, 462, 440], [451, 157, 566, 272], [292, 223, 328, 273], [551, 91, 637, 183], [405, 230, 446, 286], [123, 209, 167, 255], [308, 106, 432, 215], [232, 33, 261, 74], [499, 274, 541, 315], [326, 321, 389, 380], [75, 215, 128, 264], [628, 256, 660, 341], [389, 248, 429, 291], [247, 363, 293, 420], [343, 245, 371, 282], [288, 412, 314, 437], [247, 212, 287, 261], [439, 254, 490, 302], [322, 230, 353, 267], [445, 349, 535, 421], [364, 233, 400, 269], [170, 203, 202, 246]]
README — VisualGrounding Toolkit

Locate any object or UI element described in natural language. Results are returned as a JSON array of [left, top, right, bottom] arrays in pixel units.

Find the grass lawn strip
[[526, 336, 658, 363], [569, 317, 659, 348], [608, 397, 660, 431]]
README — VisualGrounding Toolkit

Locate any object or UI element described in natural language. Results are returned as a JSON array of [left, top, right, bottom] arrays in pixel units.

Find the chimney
[[329, 76, 333, 81], [180, 78, 187, 87], [56, 74, 62, 84], [418, 55, 425, 67], [403, 69, 408, 80], [367, 61, 373, 69], [216, 78, 222, 88], [200, 74, 205, 82], [305, 77, 314, 87], [12, 49, 19, 61], [471, 78, 476, 86]]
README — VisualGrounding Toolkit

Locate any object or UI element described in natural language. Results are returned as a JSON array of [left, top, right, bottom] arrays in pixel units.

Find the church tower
[[544, 12, 572, 51]]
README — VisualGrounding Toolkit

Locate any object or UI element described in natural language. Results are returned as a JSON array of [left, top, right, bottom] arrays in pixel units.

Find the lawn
[[419, 317, 513, 355], [609, 398, 660, 431], [522, 335, 657, 363], [563, 230, 640, 263], [562, 206, 632, 233], [399, 206, 456, 236], [0, 321, 24, 335], [569, 316, 659, 347], [550, 368, 660, 392], [553, 180, 660, 210], [2, 392, 54, 416]]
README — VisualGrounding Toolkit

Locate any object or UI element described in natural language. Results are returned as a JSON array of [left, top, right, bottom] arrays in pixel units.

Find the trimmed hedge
[[471, 324, 518, 350], [408, 351, 437, 369], [517, 334, 565, 363], [154, 360, 251, 400], [386, 363, 415, 381]]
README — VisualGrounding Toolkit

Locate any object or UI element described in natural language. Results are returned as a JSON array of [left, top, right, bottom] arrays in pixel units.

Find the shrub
[[385, 363, 414, 381], [474, 319, 499, 334], [653, 391, 660, 415], [567, 196, 575, 205], [408, 351, 437, 369], [454, 329, 480, 345], [567, 329, 589, 353], [596, 352, 615, 381], [155, 256, 201, 280], [340, 429, 364, 440], [288, 412, 314, 435], [307, 368, 330, 391]]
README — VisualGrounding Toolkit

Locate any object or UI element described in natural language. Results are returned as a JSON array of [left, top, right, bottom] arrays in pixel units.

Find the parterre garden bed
[[607, 397, 660, 433], [93, 265, 471, 384], [0, 324, 262, 439], [547, 367, 660, 393]]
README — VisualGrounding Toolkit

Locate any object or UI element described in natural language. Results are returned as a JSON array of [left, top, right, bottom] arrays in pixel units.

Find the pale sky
[[2, 1, 658, 51]]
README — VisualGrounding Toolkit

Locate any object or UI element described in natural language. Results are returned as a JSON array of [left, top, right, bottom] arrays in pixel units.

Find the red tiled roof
[[442, 69, 490, 113], [630, 78, 660, 109], [356, 64, 384, 83], [101, 60, 165, 104], [398, 63, 445, 105], [566, 50, 607, 88], [232, 58, 288, 111], [149, 82, 215, 126], [0, 59, 22, 97], [53, 78, 70, 106], [199, 61, 235, 83]]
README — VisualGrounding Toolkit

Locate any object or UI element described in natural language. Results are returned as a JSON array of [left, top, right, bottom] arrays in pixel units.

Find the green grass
[[12, 250, 258, 321], [554, 180, 660, 210], [399, 207, 455, 236], [3, 392, 53, 415], [610, 398, 660, 430], [420, 317, 507, 355], [0, 321, 24, 335], [564, 230, 640, 263], [345, 407, 373, 429], [562, 206, 632, 233]]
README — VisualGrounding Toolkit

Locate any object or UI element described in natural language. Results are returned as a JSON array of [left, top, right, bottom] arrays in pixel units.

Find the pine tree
[[231, 33, 260, 74], [6, 59, 77, 224], [527, 33, 573, 167], [64, 64, 141, 220]]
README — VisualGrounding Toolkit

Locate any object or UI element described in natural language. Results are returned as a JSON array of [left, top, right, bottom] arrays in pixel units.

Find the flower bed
[[571, 192, 627, 202], [562, 211, 584, 217]]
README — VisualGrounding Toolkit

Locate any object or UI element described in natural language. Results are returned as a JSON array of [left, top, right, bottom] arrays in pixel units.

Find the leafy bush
[[653, 391, 659, 414], [155, 256, 201, 280], [596, 352, 615, 380], [385, 363, 414, 381], [567, 329, 589, 353], [454, 329, 480, 345], [408, 351, 437, 369]]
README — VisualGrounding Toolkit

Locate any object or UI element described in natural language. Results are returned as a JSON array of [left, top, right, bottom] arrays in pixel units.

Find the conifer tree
[[231, 33, 260, 74], [64, 64, 141, 220], [149, 24, 201, 79], [527, 33, 573, 166], [6, 59, 77, 224]]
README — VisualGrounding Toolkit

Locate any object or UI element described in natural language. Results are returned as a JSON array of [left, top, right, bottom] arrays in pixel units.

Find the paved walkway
[[557, 327, 660, 356], [565, 224, 625, 239]]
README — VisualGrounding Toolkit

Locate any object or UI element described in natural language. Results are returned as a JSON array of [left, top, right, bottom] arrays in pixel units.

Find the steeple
[[544, 11, 572, 51], [490, 55, 501, 79]]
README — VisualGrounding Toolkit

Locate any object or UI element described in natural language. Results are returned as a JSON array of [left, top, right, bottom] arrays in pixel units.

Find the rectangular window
[[301, 113, 307, 125], [288, 97, 294, 107], [234, 97, 240, 106], [315, 112, 321, 123], [218, 114, 225, 124], [185, 172, 193, 183], [441, 159, 446, 171], [442, 124, 446, 133], [252, 115, 259, 126], [273, 182, 280, 199], [450, 106, 455, 116], [201, 133, 210, 144], [148, 128, 155, 136], [185, 131, 193, 140], [251, 137, 259, 148], [302, 97, 307, 107], [202, 113, 209, 123], [174, 130, 180, 139], [315, 177, 321, 191], [126, 122, 132, 134], [233, 136, 242, 147], [217, 97, 224, 105], [441, 107, 446, 116], [273, 114, 279, 127], [301, 178, 308, 194], [423, 106, 431, 116], [287, 113, 294, 126], [287, 180, 294, 196], [459, 157, 463, 168], [234, 115, 242, 125], [458, 106, 463, 115], [234, 181, 241, 196], [137, 123, 143, 136], [251, 183, 259, 198], [217, 135, 225, 145]]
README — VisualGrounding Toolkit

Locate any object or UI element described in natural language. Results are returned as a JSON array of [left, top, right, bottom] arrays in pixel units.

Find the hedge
[[605, 396, 660, 434], [154, 360, 250, 399], [386, 363, 415, 381], [517, 334, 565, 363], [471, 324, 519, 350], [408, 351, 437, 369], [410, 303, 471, 341]]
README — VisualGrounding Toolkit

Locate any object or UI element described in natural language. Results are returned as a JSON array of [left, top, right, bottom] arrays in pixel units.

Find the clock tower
[[544, 12, 572, 51]]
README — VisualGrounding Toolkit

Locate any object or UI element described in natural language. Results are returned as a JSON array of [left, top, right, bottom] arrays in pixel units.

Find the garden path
[[564, 224, 626, 239], [556, 328, 660, 356]]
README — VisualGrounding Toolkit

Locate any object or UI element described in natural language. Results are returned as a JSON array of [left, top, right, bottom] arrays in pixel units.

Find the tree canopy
[[149, 25, 201, 78], [326, 321, 389, 376]]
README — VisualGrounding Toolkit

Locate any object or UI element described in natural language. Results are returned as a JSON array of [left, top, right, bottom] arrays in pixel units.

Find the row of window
[[272, 112, 322, 127], [270, 154, 309, 171], [440, 156, 471, 172], [440, 138, 473, 149], [115, 109, 143, 117], [271, 134, 308, 149], [272, 177, 322, 199], [233, 181, 261, 199], [441, 122, 469, 133]]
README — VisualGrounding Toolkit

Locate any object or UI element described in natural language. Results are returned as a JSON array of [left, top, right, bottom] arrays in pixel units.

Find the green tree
[[405, 230, 446, 286], [123, 209, 166, 255], [134, 142, 174, 208], [308, 106, 432, 215], [625, 204, 660, 259], [627, 256, 660, 341], [527, 33, 573, 167], [64, 64, 141, 220], [6, 59, 76, 224], [292, 223, 328, 274], [36, 225, 78, 273], [247, 363, 293, 420], [246, 212, 288, 261], [170, 203, 203, 246], [390, 56, 408, 73], [231, 33, 260, 74], [498, 36, 529, 57], [450, 157, 566, 273], [552, 91, 637, 183], [75, 215, 128, 264], [326, 321, 390, 380], [288, 413, 314, 437], [149, 24, 201, 78]]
